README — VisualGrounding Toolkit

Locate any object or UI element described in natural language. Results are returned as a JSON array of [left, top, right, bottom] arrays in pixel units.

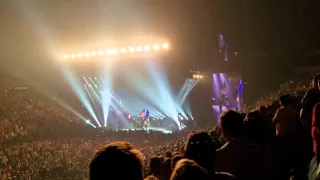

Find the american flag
[[126, 112, 131, 119], [221, 81, 228, 96], [139, 109, 146, 118]]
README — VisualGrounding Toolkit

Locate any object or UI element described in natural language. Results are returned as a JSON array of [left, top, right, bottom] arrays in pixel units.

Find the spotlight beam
[[177, 79, 190, 102], [147, 61, 180, 129], [101, 76, 112, 127], [63, 71, 101, 127], [180, 79, 200, 106], [54, 98, 96, 128], [95, 77, 101, 85], [88, 84, 102, 103]]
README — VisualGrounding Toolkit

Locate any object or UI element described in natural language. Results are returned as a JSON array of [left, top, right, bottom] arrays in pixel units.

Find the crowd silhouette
[[1, 74, 320, 180]]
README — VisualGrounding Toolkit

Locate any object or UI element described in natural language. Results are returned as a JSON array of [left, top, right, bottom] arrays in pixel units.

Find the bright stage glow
[[136, 46, 143, 52], [129, 47, 135, 53], [86, 120, 97, 128], [106, 50, 113, 55], [144, 46, 150, 52], [91, 51, 97, 56], [62, 42, 169, 59], [120, 48, 127, 53], [153, 44, 160, 50], [113, 49, 119, 54], [98, 51, 104, 56]]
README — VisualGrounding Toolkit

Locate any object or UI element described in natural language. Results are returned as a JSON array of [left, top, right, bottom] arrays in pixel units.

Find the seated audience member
[[145, 175, 160, 180], [180, 146, 185, 155], [163, 158, 173, 180], [89, 141, 144, 180], [312, 102, 320, 163], [272, 94, 298, 136], [243, 111, 266, 146], [147, 156, 165, 180], [215, 110, 274, 180], [301, 75, 320, 130], [208, 129, 223, 149], [171, 155, 183, 170], [165, 150, 173, 159], [184, 131, 235, 180], [170, 159, 210, 180], [272, 94, 305, 176], [258, 106, 275, 144]]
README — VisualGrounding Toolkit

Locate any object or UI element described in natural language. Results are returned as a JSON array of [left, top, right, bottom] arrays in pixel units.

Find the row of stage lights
[[63, 43, 169, 59], [193, 74, 203, 79]]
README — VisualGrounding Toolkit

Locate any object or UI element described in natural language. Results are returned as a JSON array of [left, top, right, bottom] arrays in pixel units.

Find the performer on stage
[[146, 118, 150, 130], [139, 108, 150, 131], [117, 119, 120, 131], [132, 118, 137, 129], [140, 118, 144, 130]]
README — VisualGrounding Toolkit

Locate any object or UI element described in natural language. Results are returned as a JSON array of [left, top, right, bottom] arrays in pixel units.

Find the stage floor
[[121, 126, 173, 134]]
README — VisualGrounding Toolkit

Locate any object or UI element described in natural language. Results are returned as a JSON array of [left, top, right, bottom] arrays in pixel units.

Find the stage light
[[86, 120, 90, 124], [120, 48, 127, 53], [136, 46, 143, 52], [192, 74, 203, 79], [98, 50, 104, 56], [106, 50, 113, 55], [144, 46, 150, 52], [129, 48, 135, 53], [63, 42, 170, 60], [91, 51, 97, 56], [113, 49, 119, 54], [153, 44, 160, 50]]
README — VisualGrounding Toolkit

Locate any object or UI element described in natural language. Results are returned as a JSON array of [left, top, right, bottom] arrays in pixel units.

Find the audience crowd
[[1, 74, 320, 180]]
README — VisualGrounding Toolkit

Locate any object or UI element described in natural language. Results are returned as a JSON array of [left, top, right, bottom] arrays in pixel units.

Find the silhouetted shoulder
[[214, 172, 236, 180]]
